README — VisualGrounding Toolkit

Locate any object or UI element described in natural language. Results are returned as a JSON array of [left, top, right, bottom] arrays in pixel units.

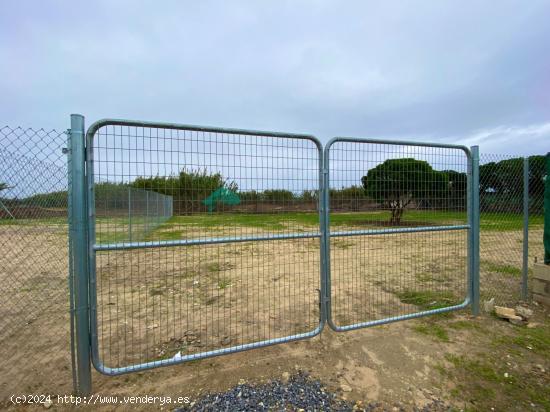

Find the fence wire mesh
[[95, 185, 173, 243], [0, 126, 73, 402], [89, 123, 322, 372], [327, 140, 470, 329], [479, 153, 546, 307], [1, 117, 547, 395]]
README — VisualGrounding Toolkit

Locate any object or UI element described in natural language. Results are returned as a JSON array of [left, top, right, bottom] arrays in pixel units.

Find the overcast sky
[[1, 1, 549, 155]]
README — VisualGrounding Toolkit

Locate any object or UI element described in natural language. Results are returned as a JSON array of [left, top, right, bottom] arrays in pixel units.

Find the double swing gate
[[69, 115, 480, 394]]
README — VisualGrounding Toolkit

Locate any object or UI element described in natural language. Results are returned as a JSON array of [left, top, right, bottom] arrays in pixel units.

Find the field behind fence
[[0, 124, 546, 402]]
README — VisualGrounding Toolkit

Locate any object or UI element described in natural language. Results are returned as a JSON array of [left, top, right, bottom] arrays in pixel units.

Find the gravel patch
[[174, 372, 453, 412]]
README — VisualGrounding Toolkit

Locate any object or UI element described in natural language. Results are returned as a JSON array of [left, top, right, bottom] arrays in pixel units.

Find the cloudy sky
[[1, 1, 549, 155]]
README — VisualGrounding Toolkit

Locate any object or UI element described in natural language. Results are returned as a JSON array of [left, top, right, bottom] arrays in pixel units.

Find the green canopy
[[202, 188, 240, 213]]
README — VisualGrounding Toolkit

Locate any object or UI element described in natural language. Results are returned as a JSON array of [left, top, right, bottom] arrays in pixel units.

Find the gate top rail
[[325, 136, 471, 158], [86, 118, 323, 150]]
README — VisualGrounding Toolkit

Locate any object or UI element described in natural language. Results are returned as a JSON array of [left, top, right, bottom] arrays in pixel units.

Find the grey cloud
[[1, 0, 549, 155]]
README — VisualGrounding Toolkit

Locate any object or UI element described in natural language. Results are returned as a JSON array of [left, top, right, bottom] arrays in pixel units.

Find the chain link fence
[[0, 126, 74, 403], [479, 153, 546, 307], [0, 121, 547, 397], [95, 185, 173, 244]]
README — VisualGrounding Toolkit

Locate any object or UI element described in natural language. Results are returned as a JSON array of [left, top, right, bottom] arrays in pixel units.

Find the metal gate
[[83, 118, 325, 377], [324, 138, 479, 331], [68, 115, 479, 394]]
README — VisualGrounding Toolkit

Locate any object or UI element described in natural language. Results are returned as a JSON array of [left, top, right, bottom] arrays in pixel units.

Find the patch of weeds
[[397, 290, 458, 312], [218, 278, 231, 289], [445, 353, 512, 385], [448, 320, 481, 331], [332, 239, 355, 249], [494, 324, 550, 357], [442, 343, 550, 411], [204, 261, 235, 273], [149, 287, 164, 296], [415, 272, 449, 283], [154, 230, 183, 241], [412, 322, 450, 342], [206, 262, 222, 273], [482, 261, 521, 277]]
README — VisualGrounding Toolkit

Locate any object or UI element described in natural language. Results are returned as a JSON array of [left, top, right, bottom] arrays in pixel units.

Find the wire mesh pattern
[[1, 116, 546, 396], [327, 140, 470, 329], [88, 123, 322, 372], [0, 126, 73, 401], [479, 153, 546, 306], [95, 185, 173, 243]]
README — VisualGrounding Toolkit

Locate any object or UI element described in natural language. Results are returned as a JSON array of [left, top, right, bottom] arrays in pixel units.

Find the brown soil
[[0, 222, 547, 411]]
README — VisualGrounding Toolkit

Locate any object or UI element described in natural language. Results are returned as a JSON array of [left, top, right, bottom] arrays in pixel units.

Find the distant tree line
[[479, 155, 545, 213], [2, 154, 545, 218]]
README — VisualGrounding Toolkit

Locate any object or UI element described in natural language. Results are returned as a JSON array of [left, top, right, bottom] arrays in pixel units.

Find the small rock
[[504, 372, 509, 378], [43, 400, 53, 409], [340, 383, 352, 392], [515, 306, 533, 320], [509, 315, 525, 326], [484, 298, 495, 313], [495, 306, 516, 319], [281, 372, 290, 383], [526, 322, 540, 329], [535, 364, 545, 373], [238, 379, 246, 385]]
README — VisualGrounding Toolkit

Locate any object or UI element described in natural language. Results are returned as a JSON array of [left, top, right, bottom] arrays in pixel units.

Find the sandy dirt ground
[[1, 222, 547, 411]]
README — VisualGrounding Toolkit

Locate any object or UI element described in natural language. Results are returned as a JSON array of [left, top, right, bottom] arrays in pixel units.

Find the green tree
[[132, 168, 237, 214], [361, 158, 448, 224], [479, 155, 546, 213]]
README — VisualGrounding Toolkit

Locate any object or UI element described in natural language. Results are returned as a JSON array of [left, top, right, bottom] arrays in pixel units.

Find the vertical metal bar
[[471, 146, 480, 315], [69, 114, 92, 394], [128, 187, 132, 242], [522, 157, 529, 300], [66, 130, 78, 394], [322, 147, 332, 326], [146, 190, 149, 234], [318, 155, 327, 325]]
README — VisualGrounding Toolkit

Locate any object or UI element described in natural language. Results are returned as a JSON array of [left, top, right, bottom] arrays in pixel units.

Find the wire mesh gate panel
[[324, 138, 473, 331], [86, 120, 323, 375]]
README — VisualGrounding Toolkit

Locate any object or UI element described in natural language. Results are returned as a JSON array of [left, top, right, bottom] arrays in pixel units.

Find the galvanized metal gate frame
[[323, 138, 480, 332], [68, 115, 480, 395], [84, 118, 327, 378]]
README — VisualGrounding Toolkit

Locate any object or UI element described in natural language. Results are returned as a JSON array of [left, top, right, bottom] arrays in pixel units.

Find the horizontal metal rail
[[93, 323, 323, 376], [94, 231, 322, 251], [326, 136, 471, 156], [330, 224, 470, 238], [87, 118, 322, 150], [329, 298, 470, 332]]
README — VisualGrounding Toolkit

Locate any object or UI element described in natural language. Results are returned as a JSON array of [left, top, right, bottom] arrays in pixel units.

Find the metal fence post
[[68, 114, 92, 394], [471, 146, 480, 315], [522, 157, 529, 300]]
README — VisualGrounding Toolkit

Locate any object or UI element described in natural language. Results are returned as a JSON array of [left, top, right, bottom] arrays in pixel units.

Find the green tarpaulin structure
[[202, 187, 240, 212]]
